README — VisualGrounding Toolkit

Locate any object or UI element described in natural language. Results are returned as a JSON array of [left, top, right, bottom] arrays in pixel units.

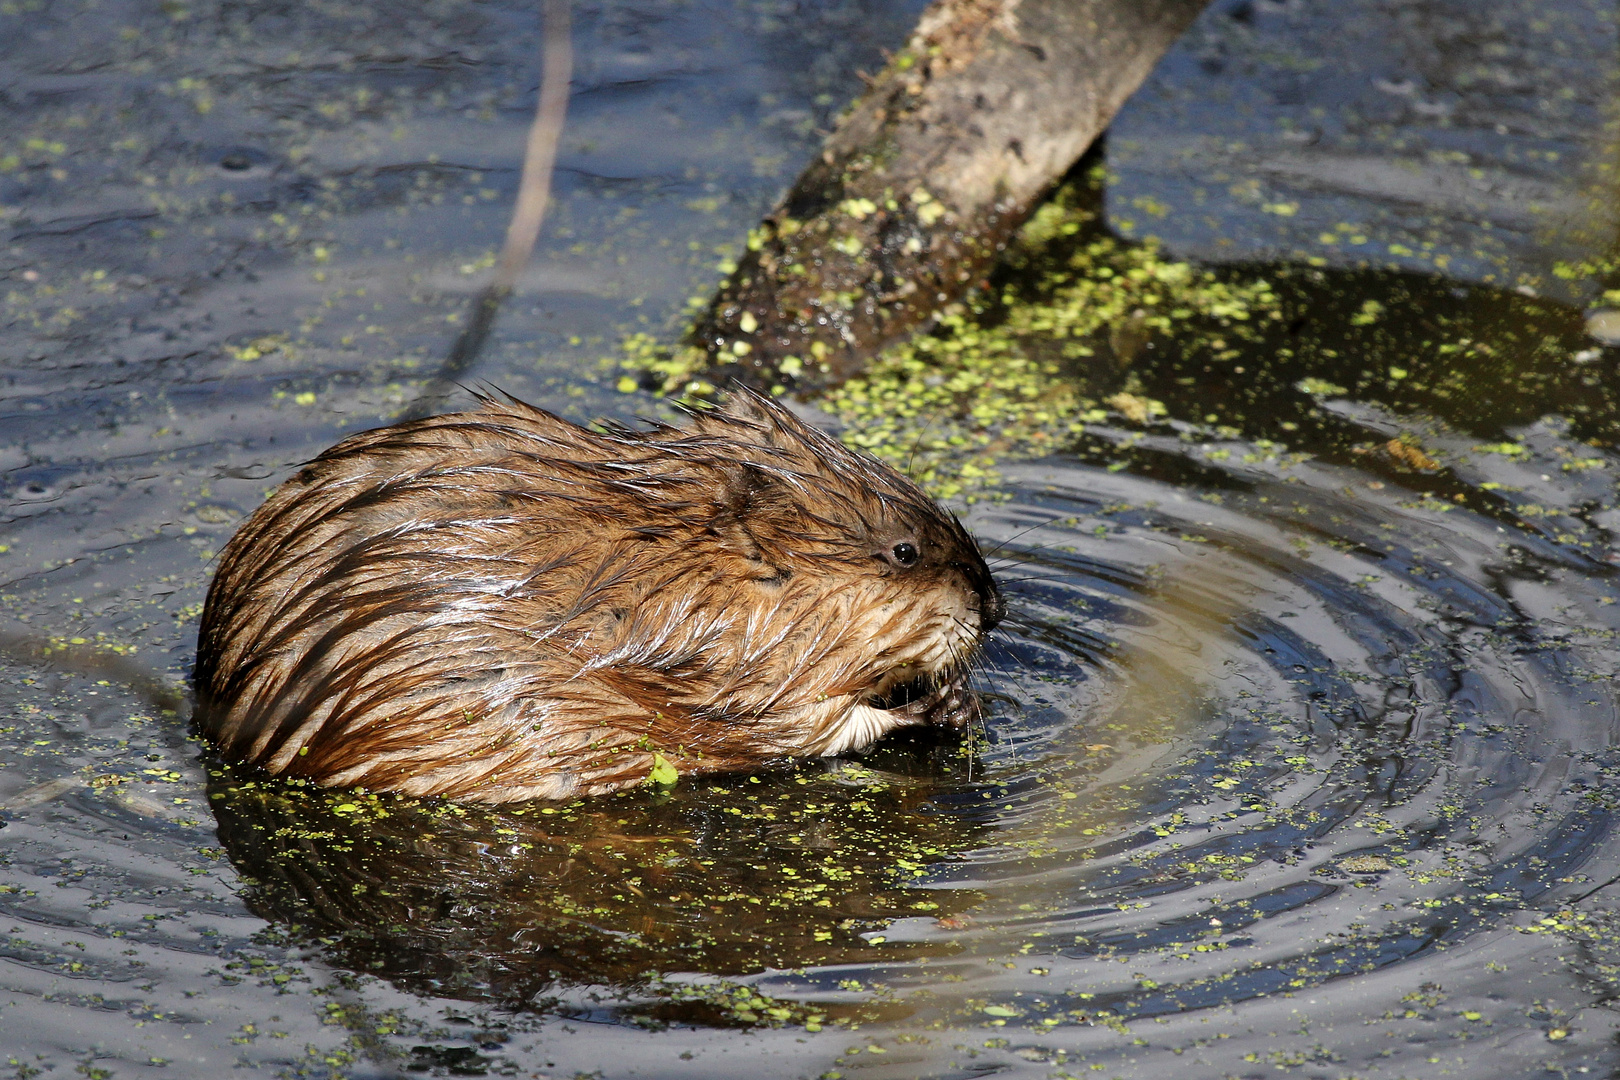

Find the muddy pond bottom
[[4, 418, 1619, 1079]]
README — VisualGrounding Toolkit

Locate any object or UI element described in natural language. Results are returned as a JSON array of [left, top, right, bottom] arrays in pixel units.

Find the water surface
[[4, 1, 1620, 1077]]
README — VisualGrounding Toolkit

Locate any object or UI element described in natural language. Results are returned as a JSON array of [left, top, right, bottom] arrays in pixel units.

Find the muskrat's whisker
[[955, 616, 1016, 737], [986, 531, 1087, 563], [985, 546, 1067, 566], [990, 571, 1078, 589], [977, 516, 1072, 560], [989, 620, 1041, 642], [975, 646, 1013, 687], [986, 547, 1071, 573], [992, 565, 1079, 582], [985, 563, 1059, 584]]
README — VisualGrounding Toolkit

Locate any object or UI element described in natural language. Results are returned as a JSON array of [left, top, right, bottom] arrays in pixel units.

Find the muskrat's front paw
[[926, 676, 982, 729], [880, 671, 980, 730]]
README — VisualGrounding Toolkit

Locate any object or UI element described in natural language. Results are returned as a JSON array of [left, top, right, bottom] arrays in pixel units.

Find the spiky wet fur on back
[[195, 389, 999, 803]]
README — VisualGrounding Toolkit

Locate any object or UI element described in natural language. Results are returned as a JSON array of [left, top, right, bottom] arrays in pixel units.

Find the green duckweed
[[623, 176, 1287, 497]]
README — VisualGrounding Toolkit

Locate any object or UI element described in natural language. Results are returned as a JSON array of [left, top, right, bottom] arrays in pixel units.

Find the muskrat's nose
[[981, 584, 1007, 631]]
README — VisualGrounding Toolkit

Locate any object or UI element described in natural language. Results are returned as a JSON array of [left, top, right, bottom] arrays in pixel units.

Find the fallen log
[[669, 0, 1212, 394]]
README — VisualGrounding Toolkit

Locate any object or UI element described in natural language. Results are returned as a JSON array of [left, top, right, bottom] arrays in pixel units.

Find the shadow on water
[[1114, 264, 1620, 452], [1060, 261, 1620, 556]]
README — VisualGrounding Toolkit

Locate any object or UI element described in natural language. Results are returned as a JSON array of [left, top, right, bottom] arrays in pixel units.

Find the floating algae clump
[[623, 178, 1286, 497], [820, 189, 1286, 497]]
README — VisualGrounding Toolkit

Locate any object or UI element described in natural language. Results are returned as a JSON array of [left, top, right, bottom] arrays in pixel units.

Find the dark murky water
[[4, 1, 1620, 1077]]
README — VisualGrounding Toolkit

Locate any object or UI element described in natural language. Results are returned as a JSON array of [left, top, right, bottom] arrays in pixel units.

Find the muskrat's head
[[658, 388, 1004, 758]]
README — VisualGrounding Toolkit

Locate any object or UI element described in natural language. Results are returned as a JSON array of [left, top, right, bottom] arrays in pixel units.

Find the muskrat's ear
[[712, 462, 793, 571], [716, 461, 778, 521]]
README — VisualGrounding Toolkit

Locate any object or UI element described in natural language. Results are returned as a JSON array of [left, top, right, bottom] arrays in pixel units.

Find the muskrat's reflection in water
[[209, 730, 987, 1007]]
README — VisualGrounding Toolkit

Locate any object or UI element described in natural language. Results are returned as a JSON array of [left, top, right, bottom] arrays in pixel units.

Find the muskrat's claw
[[893, 672, 980, 729]]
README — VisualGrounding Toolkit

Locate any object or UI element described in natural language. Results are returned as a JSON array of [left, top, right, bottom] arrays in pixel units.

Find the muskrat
[[195, 388, 1002, 803]]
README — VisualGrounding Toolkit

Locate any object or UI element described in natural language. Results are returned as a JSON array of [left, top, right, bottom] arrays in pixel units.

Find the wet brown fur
[[195, 389, 1000, 803]]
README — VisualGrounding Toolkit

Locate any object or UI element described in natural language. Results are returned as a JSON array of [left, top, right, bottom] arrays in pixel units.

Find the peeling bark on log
[[680, 0, 1212, 393]]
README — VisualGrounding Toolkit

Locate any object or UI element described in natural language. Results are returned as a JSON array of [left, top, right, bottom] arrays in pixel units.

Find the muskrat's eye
[[891, 541, 920, 567]]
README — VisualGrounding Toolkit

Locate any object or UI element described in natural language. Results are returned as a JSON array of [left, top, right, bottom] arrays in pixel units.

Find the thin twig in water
[[402, 0, 573, 421], [0, 630, 189, 720]]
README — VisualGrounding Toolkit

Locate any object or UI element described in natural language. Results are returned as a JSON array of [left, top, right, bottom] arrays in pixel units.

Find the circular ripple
[[4, 442, 1618, 1078], [739, 448, 1620, 1076]]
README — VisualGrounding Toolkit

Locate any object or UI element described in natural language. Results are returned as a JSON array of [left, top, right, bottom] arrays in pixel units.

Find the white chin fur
[[816, 703, 914, 757]]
